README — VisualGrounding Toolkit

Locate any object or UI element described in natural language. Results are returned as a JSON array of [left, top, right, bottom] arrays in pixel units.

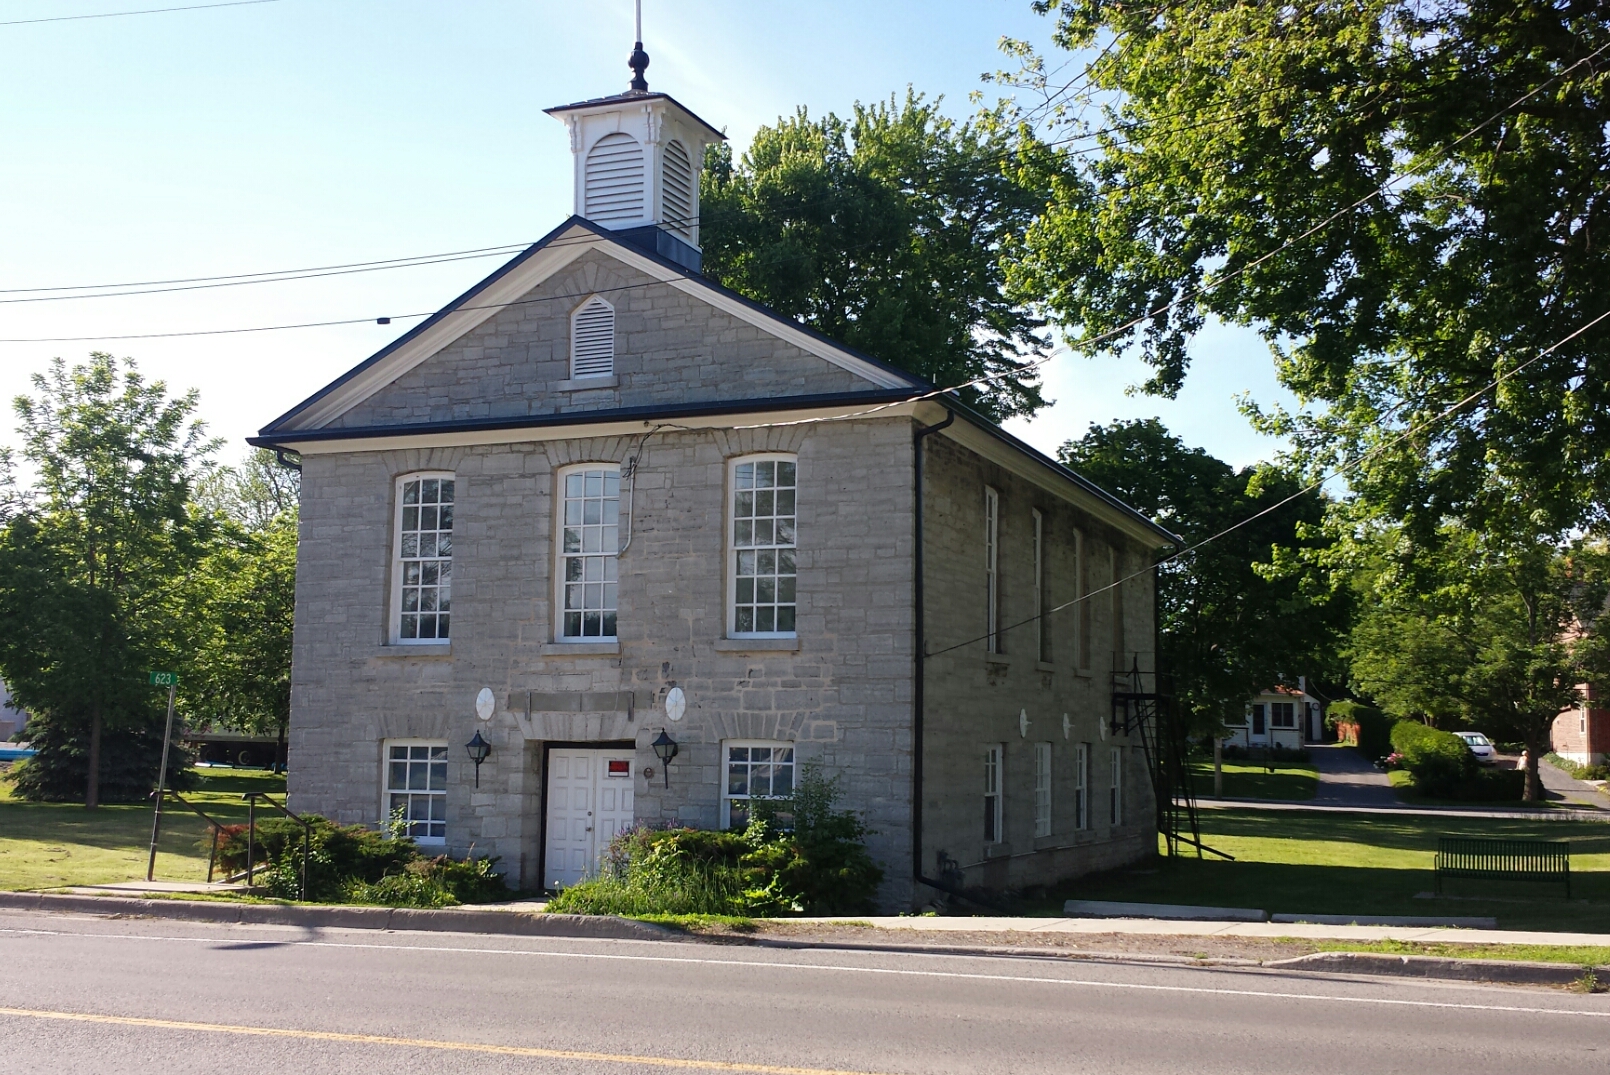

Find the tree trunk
[[1523, 732, 1546, 802], [84, 704, 102, 810]]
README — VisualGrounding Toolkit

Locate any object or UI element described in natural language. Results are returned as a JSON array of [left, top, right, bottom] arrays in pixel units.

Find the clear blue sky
[[0, 0, 1297, 470]]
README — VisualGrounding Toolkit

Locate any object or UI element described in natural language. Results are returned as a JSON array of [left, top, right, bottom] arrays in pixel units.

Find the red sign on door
[[606, 759, 631, 778]]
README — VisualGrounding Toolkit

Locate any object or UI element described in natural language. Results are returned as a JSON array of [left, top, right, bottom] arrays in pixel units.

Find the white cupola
[[545, 34, 725, 272]]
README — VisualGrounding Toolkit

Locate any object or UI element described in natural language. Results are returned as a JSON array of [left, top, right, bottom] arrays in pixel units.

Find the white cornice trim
[[285, 238, 591, 431], [284, 401, 925, 456], [590, 243, 915, 390], [919, 403, 1167, 548], [284, 224, 916, 433]]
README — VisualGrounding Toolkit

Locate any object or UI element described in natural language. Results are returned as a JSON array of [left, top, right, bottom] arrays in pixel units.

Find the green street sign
[[148, 671, 180, 687]]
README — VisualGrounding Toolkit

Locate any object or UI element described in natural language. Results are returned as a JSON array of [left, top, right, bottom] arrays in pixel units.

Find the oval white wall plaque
[[475, 687, 495, 721], [1019, 708, 1029, 738], [665, 686, 686, 722]]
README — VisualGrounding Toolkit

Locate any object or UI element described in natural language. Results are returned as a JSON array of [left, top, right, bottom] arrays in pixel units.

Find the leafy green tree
[[1012, 2, 1610, 540], [1060, 419, 1346, 734], [702, 92, 1053, 422], [0, 355, 216, 805], [184, 450, 298, 769], [1349, 528, 1610, 799]]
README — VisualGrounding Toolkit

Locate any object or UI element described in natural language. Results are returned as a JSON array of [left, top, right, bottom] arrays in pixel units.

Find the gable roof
[[251, 218, 1176, 546], [258, 216, 927, 435], [544, 91, 726, 142]]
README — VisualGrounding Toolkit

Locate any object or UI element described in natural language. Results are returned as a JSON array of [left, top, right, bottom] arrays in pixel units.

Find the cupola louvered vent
[[662, 139, 694, 237], [584, 132, 645, 225], [570, 297, 616, 378]]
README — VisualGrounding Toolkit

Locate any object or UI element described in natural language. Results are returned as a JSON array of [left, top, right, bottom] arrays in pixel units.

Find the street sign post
[[145, 672, 180, 882]]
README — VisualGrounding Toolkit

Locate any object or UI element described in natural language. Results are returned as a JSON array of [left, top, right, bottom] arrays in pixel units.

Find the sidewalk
[[5, 888, 1606, 950], [789, 914, 1610, 949]]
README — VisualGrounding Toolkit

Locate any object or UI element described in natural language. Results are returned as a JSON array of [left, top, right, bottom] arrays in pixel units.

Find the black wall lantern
[[650, 729, 679, 788], [465, 729, 492, 787]]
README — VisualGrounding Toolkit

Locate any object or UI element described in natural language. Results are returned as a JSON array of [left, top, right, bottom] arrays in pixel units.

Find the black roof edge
[[259, 217, 928, 437], [938, 394, 1182, 547], [543, 91, 726, 141], [248, 388, 924, 448]]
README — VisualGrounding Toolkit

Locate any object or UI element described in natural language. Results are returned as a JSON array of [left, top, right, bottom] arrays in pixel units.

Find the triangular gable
[[261, 217, 926, 435]]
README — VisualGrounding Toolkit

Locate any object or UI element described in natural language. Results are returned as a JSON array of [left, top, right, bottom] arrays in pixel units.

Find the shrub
[[549, 764, 883, 917], [1390, 721, 1475, 798], [214, 814, 503, 904], [1547, 753, 1610, 782], [345, 854, 507, 908]]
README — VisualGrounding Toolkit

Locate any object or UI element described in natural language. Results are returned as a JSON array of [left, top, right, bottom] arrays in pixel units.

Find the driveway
[[1529, 755, 1609, 812], [1308, 743, 1400, 808]]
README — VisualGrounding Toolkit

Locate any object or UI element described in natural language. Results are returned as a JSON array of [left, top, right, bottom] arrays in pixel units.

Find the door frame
[[538, 739, 636, 893]]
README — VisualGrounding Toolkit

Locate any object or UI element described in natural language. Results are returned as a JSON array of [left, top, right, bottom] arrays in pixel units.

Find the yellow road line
[[0, 1006, 896, 1074]]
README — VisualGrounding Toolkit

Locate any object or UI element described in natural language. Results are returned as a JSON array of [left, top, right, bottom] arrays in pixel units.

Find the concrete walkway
[[1309, 743, 1399, 808], [1534, 756, 1610, 812], [790, 914, 1610, 948]]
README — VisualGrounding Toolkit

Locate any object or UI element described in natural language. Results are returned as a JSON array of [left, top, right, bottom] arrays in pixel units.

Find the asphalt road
[[1, 910, 1607, 1075]]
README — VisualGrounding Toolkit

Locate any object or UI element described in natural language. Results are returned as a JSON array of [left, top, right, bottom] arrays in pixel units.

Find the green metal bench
[[1434, 837, 1571, 897]]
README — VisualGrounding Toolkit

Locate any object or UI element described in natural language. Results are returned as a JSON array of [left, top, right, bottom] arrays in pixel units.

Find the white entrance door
[[545, 748, 635, 889]]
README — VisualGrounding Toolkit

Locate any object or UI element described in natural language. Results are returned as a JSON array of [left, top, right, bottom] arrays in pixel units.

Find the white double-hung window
[[731, 455, 797, 636], [558, 465, 620, 640], [983, 744, 1003, 843], [723, 741, 795, 829], [1034, 741, 1053, 838], [984, 487, 1000, 653], [393, 474, 454, 643], [385, 740, 447, 845], [1074, 743, 1089, 830], [1110, 747, 1124, 826]]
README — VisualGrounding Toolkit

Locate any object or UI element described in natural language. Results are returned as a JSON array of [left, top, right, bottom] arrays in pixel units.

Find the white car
[[1455, 732, 1497, 765]]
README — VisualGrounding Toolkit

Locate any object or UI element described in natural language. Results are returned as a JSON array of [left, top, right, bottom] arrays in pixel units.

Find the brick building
[[1552, 687, 1609, 767], [250, 67, 1171, 908]]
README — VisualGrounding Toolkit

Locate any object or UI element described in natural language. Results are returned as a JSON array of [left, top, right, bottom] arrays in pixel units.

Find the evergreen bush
[[6, 707, 193, 803], [1390, 721, 1476, 798]]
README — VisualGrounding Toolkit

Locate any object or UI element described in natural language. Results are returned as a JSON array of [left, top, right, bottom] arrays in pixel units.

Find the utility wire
[[922, 306, 1610, 661], [0, 0, 279, 28]]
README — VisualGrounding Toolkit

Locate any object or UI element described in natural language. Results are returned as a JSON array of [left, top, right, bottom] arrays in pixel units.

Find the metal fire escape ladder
[[1109, 656, 1230, 861]]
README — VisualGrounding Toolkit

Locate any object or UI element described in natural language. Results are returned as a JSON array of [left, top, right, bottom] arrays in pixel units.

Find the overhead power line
[[0, 0, 279, 28]]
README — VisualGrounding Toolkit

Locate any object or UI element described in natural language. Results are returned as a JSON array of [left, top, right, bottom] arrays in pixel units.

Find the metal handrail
[[242, 792, 313, 900], [146, 789, 230, 883]]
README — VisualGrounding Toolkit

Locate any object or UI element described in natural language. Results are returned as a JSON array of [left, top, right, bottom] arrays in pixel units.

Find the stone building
[[251, 60, 1172, 908]]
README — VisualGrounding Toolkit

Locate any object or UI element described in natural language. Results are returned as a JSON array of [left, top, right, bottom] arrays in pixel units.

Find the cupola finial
[[628, 0, 649, 93]]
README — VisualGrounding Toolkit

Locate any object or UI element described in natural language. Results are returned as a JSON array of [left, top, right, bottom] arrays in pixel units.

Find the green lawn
[[1189, 759, 1318, 801], [1045, 807, 1610, 932], [0, 767, 286, 890]]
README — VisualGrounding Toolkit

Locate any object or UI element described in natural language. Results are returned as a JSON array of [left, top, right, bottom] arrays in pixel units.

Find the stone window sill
[[1032, 835, 1065, 851], [376, 643, 452, 659], [1036, 661, 1056, 673], [983, 842, 1012, 860], [540, 640, 621, 657], [984, 654, 1010, 669], [714, 637, 800, 653], [556, 376, 618, 391]]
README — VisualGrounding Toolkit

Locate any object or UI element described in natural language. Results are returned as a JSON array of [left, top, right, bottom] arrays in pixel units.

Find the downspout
[[273, 447, 302, 473], [911, 408, 953, 901]]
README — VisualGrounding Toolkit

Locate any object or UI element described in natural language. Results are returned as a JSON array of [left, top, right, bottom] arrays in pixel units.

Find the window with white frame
[[731, 456, 797, 636], [1270, 701, 1296, 728], [1075, 529, 1091, 671], [558, 465, 620, 640], [1074, 743, 1089, 830], [984, 743, 1003, 843], [393, 474, 454, 643], [385, 740, 447, 844], [985, 486, 1000, 653], [570, 296, 615, 379], [1033, 509, 1050, 664], [1110, 746, 1123, 827], [1033, 742, 1053, 838], [723, 741, 795, 828]]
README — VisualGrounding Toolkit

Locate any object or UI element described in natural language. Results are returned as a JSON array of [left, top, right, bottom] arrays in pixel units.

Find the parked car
[[1455, 732, 1497, 765]]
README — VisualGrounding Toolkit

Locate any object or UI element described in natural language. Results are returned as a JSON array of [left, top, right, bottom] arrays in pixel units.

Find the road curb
[[1265, 951, 1606, 987], [0, 890, 671, 941]]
